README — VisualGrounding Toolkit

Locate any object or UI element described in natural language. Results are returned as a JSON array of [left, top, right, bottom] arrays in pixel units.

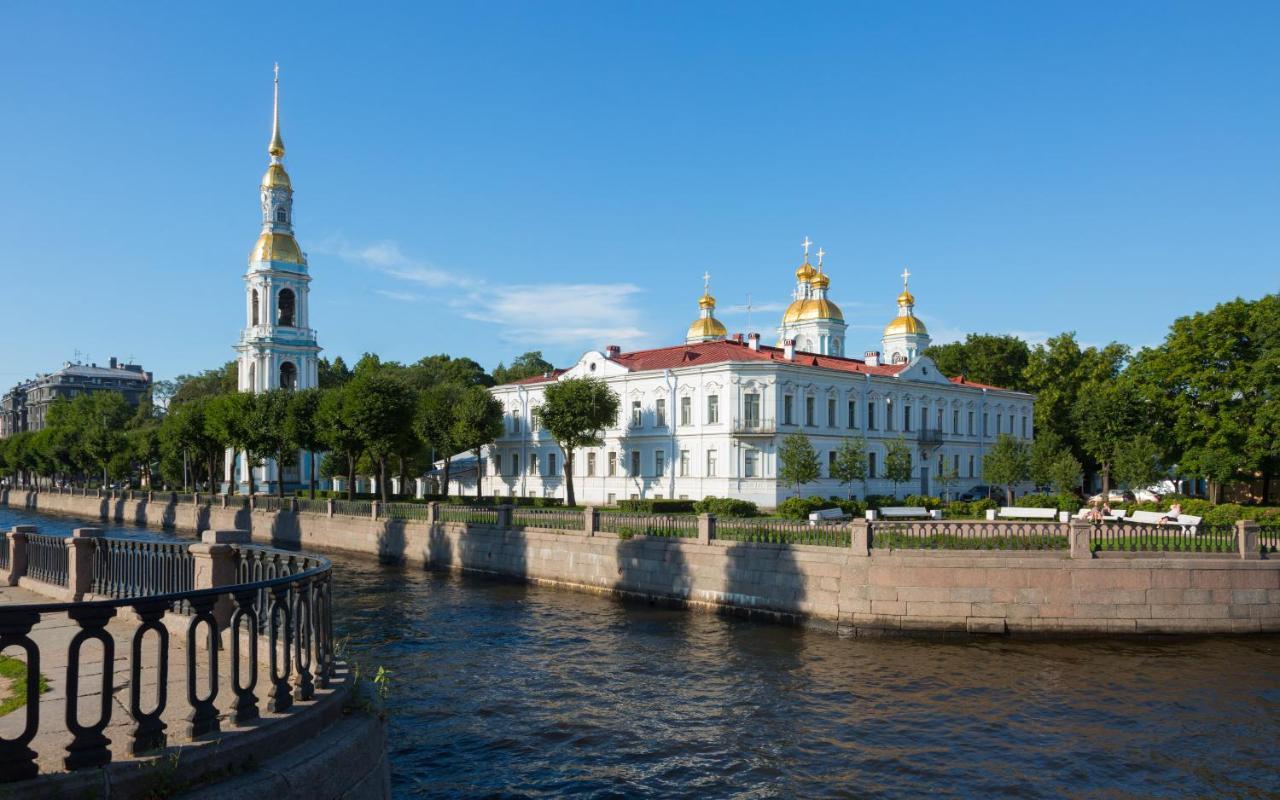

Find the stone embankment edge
[[10, 490, 1280, 638]]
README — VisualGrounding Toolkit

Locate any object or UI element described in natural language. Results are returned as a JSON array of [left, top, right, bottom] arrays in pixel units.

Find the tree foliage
[[924, 334, 1031, 391], [982, 434, 1030, 504], [883, 438, 914, 498], [533, 378, 620, 507], [778, 433, 821, 495], [831, 436, 869, 499], [492, 351, 555, 385]]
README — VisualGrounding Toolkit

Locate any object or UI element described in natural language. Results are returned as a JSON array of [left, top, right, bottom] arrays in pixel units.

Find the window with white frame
[[655, 450, 665, 475], [680, 396, 692, 426], [805, 396, 815, 426], [744, 449, 759, 478], [783, 394, 794, 425], [608, 452, 617, 477], [587, 452, 596, 477], [848, 399, 857, 429], [707, 449, 717, 477], [630, 450, 641, 476], [656, 398, 667, 427], [530, 453, 539, 475], [549, 453, 557, 475], [631, 400, 642, 427], [707, 394, 720, 424], [828, 397, 837, 427], [679, 450, 690, 477]]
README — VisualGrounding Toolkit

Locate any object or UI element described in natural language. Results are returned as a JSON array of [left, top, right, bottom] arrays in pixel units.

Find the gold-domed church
[[227, 65, 322, 494], [777, 239, 847, 355], [685, 273, 728, 344]]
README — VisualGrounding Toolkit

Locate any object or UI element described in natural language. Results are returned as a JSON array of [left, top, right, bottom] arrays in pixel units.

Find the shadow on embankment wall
[[720, 541, 809, 626], [613, 536, 689, 609]]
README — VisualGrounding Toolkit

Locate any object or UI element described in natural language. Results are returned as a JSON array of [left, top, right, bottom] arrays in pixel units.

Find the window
[[968, 411, 975, 435], [631, 401, 642, 427], [512, 413, 521, 434], [607, 493, 616, 505], [968, 454, 975, 478], [953, 454, 960, 475], [953, 409, 960, 433], [983, 413, 990, 436], [904, 404, 913, 432], [828, 451, 837, 476], [277, 288, 296, 327], [679, 450, 690, 477], [276, 208, 287, 223], [805, 396, 815, 426], [608, 452, 617, 477], [279, 361, 297, 390], [707, 450, 717, 477], [933, 408, 939, 431], [783, 395, 794, 425], [1021, 416, 1028, 438], [937, 453, 944, 474], [530, 453, 539, 475], [828, 398, 837, 427], [707, 394, 720, 424], [680, 396, 692, 426], [630, 450, 641, 476], [512, 453, 520, 475], [868, 452, 878, 479], [548, 453, 557, 476], [743, 393, 760, 426], [530, 408, 540, 432], [656, 398, 667, 427], [886, 400, 896, 431], [587, 452, 596, 477], [996, 413, 1002, 435], [251, 289, 260, 326], [867, 401, 877, 430], [494, 454, 502, 475], [655, 450, 665, 475], [744, 449, 759, 478], [847, 400, 857, 429]]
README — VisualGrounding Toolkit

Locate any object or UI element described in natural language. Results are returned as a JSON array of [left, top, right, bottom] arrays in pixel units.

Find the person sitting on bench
[[1158, 502, 1182, 525]]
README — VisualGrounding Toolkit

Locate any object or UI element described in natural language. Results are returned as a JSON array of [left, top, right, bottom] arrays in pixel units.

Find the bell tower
[[228, 65, 322, 493]]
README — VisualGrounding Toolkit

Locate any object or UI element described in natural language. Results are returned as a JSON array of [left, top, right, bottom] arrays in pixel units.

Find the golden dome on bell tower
[[686, 272, 728, 343]]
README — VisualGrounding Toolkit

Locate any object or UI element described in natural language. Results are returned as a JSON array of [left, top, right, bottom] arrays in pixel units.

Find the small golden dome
[[795, 261, 817, 282], [251, 231, 307, 265], [812, 271, 830, 290], [884, 314, 927, 336], [782, 298, 844, 324], [262, 163, 292, 190], [898, 289, 915, 306], [698, 292, 716, 310], [687, 316, 727, 340]]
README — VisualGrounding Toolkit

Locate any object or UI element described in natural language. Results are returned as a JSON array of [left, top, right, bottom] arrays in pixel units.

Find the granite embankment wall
[[10, 490, 1280, 636]]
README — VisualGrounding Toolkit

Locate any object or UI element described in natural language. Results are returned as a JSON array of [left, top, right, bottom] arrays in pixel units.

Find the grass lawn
[[0, 655, 49, 716]]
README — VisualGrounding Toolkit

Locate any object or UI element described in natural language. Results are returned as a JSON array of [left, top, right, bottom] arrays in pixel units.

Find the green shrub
[[971, 498, 999, 514], [693, 496, 759, 517], [944, 500, 973, 519], [864, 495, 899, 511], [1015, 493, 1080, 512], [902, 494, 944, 510], [616, 499, 695, 513]]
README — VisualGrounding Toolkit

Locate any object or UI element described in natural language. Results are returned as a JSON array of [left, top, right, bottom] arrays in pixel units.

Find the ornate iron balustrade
[[598, 512, 698, 538], [439, 506, 500, 525], [511, 508, 583, 531], [90, 538, 195, 606], [295, 497, 329, 515], [871, 520, 1068, 550], [382, 502, 430, 522], [26, 533, 69, 586], [332, 499, 373, 518], [0, 536, 334, 784], [1090, 521, 1235, 553], [716, 517, 850, 547]]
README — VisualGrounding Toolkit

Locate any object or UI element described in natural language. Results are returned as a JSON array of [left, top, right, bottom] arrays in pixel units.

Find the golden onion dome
[[251, 231, 307, 265], [898, 289, 915, 306], [812, 271, 830, 290], [795, 261, 817, 282], [698, 292, 716, 310], [884, 314, 927, 336], [782, 298, 844, 324], [687, 316, 727, 340], [262, 163, 292, 190]]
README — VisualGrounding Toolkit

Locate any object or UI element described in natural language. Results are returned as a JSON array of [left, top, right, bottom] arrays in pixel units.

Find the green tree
[[414, 383, 462, 497], [1071, 376, 1145, 497], [71, 392, 133, 487], [1112, 434, 1163, 494], [286, 389, 325, 498], [492, 352, 555, 385], [831, 436, 869, 499], [346, 373, 416, 503], [407, 354, 494, 389], [533, 378, 620, 507], [160, 397, 221, 491], [982, 434, 1031, 504], [936, 459, 960, 500], [169, 362, 238, 407], [1029, 431, 1067, 489], [318, 356, 353, 389], [923, 334, 1031, 391], [317, 385, 364, 501], [206, 393, 265, 495], [450, 385, 505, 497], [778, 433, 821, 496], [256, 390, 298, 498], [1048, 451, 1083, 495], [883, 437, 914, 498], [126, 425, 162, 488]]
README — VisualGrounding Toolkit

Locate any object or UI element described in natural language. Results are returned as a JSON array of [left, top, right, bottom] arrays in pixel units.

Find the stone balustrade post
[[696, 513, 713, 545], [849, 519, 870, 556], [427, 501, 439, 525], [192, 530, 249, 628], [1068, 520, 1093, 559], [65, 527, 104, 600], [584, 506, 598, 537], [1237, 520, 1261, 560], [498, 504, 513, 529], [371, 500, 380, 520], [4, 526, 34, 586]]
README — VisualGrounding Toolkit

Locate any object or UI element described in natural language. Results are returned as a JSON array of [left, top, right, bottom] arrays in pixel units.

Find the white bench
[[1074, 508, 1128, 522], [879, 506, 931, 519], [997, 506, 1058, 520], [1129, 510, 1203, 528], [808, 508, 848, 524]]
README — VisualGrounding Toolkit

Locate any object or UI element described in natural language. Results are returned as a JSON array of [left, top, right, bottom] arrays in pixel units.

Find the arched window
[[277, 288, 296, 327], [833, 337, 841, 355], [248, 362, 257, 391], [251, 290, 260, 326], [280, 361, 297, 390], [275, 208, 287, 223]]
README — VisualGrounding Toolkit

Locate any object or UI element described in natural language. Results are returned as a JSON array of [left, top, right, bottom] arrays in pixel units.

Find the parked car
[[959, 485, 1002, 502]]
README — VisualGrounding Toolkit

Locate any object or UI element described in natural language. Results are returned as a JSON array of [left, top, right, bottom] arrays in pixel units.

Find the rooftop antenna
[[745, 293, 754, 331]]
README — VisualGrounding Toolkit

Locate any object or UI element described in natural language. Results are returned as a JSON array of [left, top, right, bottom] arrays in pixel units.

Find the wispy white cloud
[[312, 236, 466, 288], [374, 289, 422, 302], [721, 301, 787, 315], [457, 283, 651, 348]]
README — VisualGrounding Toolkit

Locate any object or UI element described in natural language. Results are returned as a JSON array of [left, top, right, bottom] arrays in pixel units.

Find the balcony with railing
[[730, 417, 777, 435]]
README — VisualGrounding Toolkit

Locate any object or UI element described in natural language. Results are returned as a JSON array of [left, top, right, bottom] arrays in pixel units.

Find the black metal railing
[[1091, 521, 1235, 553], [90, 539, 195, 610], [0, 541, 334, 784], [26, 532, 69, 586], [716, 517, 849, 547], [598, 512, 699, 539], [871, 520, 1067, 550]]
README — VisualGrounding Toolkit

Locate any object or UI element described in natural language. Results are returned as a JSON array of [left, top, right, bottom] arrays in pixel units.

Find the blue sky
[[2, 2, 1277, 384]]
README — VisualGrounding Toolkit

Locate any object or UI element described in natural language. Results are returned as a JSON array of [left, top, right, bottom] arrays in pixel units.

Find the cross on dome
[[816, 248, 825, 268], [703, 271, 711, 292], [901, 267, 911, 289], [801, 236, 812, 257]]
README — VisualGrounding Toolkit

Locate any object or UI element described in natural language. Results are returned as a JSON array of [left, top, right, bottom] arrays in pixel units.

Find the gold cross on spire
[[816, 247, 825, 269], [703, 271, 711, 293], [901, 266, 911, 289], [269, 63, 285, 158], [801, 236, 812, 258]]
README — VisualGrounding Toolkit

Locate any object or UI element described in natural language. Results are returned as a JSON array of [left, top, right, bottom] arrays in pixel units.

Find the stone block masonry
[[9, 489, 1280, 636]]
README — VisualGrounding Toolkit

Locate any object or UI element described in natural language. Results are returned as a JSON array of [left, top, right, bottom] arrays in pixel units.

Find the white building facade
[[472, 246, 1035, 508], [226, 67, 321, 493]]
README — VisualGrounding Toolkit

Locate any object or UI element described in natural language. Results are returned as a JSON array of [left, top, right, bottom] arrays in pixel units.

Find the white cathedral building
[[225, 67, 321, 493], [473, 240, 1035, 508]]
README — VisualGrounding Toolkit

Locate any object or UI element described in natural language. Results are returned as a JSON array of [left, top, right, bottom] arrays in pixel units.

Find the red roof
[[496, 339, 1015, 391]]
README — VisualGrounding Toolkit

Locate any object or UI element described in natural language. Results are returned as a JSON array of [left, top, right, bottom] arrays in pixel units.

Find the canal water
[[4, 507, 1279, 798]]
